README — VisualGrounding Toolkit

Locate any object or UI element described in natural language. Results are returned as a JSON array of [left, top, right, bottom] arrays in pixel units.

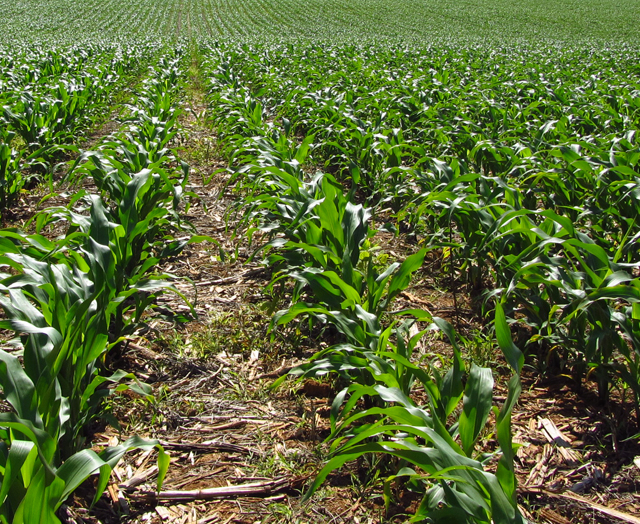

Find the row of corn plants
[[0, 50, 199, 524], [203, 46, 525, 523], [396, 155, 640, 411], [203, 42, 640, 420], [0, 44, 159, 212], [1, 0, 638, 45]]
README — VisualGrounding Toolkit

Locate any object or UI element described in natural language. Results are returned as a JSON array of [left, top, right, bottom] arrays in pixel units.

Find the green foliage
[[200, 35, 640, 522], [0, 53, 192, 523], [0, 430, 168, 524], [204, 41, 640, 413], [0, 44, 152, 211], [295, 317, 523, 524], [0, 1, 638, 521], [0, 0, 638, 43], [203, 43, 533, 522]]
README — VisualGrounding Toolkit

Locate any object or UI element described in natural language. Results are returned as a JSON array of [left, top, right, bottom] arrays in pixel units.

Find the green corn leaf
[[0, 349, 40, 424], [587, 283, 640, 303], [0, 414, 57, 479], [495, 302, 523, 374], [294, 134, 314, 163], [0, 440, 34, 508], [157, 446, 170, 491], [494, 375, 522, 509], [458, 365, 494, 457], [56, 449, 111, 507], [385, 248, 427, 301], [21, 467, 65, 524], [100, 435, 166, 470]]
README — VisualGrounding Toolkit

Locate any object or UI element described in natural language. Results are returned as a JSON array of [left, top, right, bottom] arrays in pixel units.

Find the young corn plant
[[235, 161, 427, 351], [501, 230, 640, 404], [47, 52, 204, 340], [0, 134, 24, 210], [0, 52, 196, 523], [33, 194, 196, 340], [286, 313, 524, 524], [0, 233, 169, 524]]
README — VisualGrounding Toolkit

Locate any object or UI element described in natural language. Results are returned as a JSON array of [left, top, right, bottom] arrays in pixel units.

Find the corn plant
[[286, 312, 524, 523], [3, 77, 112, 154], [35, 194, 194, 338], [0, 135, 24, 210], [0, 423, 167, 524], [0, 50, 194, 522], [500, 231, 640, 402], [36, 73, 201, 339], [199, 41, 640, 523], [0, 232, 169, 523]]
